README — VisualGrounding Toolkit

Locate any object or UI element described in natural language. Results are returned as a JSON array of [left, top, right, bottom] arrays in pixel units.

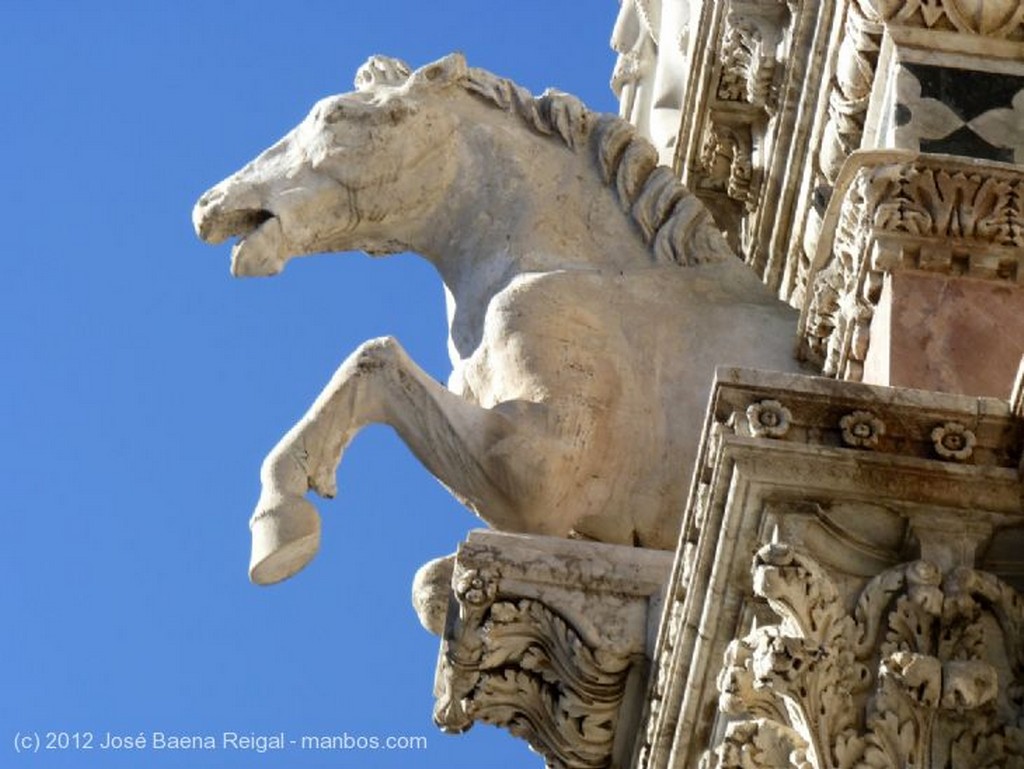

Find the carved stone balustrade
[[417, 530, 673, 769], [636, 367, 1024, 769]]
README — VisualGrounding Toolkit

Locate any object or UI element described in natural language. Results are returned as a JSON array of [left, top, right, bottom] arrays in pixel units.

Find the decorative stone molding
[[800, 150, 1024, 380], [864, 0, 1024, 39], [615, 0, 1024, 307], [635, 368, 1024, 769], [667, 0, 801, 261], [422, 530, 672, 769], [706, 542, 1024, 769]]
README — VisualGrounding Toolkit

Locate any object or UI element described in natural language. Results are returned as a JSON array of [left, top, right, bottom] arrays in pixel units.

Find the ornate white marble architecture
[[196, 4, 1024, 767]]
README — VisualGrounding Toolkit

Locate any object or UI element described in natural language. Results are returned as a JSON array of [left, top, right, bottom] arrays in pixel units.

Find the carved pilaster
[[422, 531, 672, 769], [687, 0, 791, 232], [800, 151, 1024, 387], [637, 369, 1024, 769]]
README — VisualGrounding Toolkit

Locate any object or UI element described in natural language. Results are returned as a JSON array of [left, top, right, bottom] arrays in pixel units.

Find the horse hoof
[[249, 494, 321, 585]]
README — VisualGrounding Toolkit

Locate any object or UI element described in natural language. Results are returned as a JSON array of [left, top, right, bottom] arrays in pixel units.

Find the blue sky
[[2, 3, 619, 768]]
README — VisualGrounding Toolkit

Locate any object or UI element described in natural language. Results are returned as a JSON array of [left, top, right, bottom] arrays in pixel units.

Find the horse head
[[193, 54, 467, 276]]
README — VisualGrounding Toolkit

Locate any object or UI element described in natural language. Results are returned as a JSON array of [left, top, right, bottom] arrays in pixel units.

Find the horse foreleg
[[249, 335, 535, 585]]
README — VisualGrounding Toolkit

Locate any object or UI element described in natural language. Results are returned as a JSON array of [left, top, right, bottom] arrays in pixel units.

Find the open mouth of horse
[[221, 209, 289, 277]]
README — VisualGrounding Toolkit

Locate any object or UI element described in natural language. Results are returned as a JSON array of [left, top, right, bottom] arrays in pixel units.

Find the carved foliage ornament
[[434, 565, 633, 769], [707, 543, 1024, 769], [717, 12, 778, 110], [864, 0, 1024, 39], [699, 120, 759, 211], [802, 159, 1024, 378]]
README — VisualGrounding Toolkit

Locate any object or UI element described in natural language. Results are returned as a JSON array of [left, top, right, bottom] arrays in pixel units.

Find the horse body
[[193, 53, 802, 584]]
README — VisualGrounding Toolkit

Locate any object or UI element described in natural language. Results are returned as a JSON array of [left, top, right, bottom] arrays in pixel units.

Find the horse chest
[[450, 272, 626, 410]]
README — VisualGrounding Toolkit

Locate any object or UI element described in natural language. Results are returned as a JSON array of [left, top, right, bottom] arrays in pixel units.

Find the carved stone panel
[[419, 531, 672, 769]]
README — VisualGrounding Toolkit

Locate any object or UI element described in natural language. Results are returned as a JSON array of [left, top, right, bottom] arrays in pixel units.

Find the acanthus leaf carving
[[707, 543, 1024, 769], [434, 562, 636, 769]]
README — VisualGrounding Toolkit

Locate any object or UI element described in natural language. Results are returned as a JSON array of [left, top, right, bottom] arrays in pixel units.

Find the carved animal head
[[194, 52, 734, 277], [192, 54, 467, 276]]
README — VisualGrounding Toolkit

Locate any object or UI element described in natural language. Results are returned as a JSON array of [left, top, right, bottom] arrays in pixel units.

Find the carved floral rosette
[[800, 152, 1024, 379], [706, 542, 1024, 769]]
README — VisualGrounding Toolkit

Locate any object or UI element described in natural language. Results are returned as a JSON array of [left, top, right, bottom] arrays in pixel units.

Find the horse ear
[[354, 55, 412, 91], [410, 53, 467, 87]]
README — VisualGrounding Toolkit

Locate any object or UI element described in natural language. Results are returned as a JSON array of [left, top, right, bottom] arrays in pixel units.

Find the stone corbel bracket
[[636, 367, 1024, 769], [799, 149, 1024, 381], [427, 530, 672, 769]]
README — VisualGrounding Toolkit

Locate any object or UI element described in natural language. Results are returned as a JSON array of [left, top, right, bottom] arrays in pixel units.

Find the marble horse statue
[[193, 53, 801, 585]]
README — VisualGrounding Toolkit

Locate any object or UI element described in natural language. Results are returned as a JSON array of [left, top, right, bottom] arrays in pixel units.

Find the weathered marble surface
[[637, 367, 1024, 769], [800, 150, 1024, 396], [611, 0, 692, 165], [193, 53, 803, 583], [418, 530, 672, 769]]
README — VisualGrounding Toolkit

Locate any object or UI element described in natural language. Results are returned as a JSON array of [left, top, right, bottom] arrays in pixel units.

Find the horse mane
[[460, 67, 732, 267]]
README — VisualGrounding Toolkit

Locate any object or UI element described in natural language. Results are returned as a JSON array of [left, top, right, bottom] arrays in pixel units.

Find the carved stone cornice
[[863, 0, 1024, 40], [425, 531, 672, 769], [636, 368, 1024, 769], [799, 150, 1024, 380]]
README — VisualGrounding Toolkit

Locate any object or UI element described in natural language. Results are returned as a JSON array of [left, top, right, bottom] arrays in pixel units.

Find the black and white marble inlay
[[894, 62, 1024, 163]]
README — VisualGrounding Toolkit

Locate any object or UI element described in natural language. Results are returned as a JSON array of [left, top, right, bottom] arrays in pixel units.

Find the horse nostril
[[198, 189, 221, 208]]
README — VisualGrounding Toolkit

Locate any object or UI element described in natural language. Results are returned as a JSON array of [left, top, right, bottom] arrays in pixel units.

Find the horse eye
[[324, 104, 346, 124]]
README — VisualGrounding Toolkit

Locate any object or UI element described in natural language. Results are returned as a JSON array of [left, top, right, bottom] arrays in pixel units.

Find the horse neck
[[415, 118, 650, 358]]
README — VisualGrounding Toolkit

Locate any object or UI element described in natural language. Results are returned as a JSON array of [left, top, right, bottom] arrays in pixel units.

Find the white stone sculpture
[[611, 0, 692, 165], [192, 53, 801, 584]]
